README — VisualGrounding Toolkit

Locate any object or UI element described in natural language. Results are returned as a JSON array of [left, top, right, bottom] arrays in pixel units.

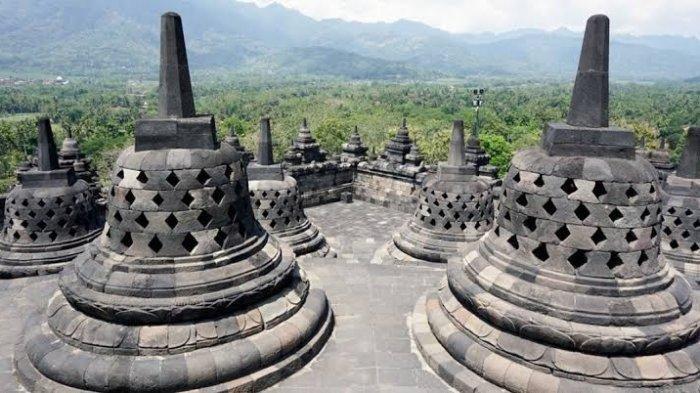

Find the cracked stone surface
[[0, 200, 454, 392]]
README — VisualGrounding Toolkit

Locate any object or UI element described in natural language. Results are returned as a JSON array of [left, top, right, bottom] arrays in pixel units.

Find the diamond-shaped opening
[[38, 199, 46, 207], [29, 232, 37, 242], [504, 211, 511, 222], [110, 187, 115, 197], [12, 231, 20, 240], [574, 203, 590, 221], [609, 208, 623, 222], [607, 252, 624, 270], [651, 227, 657, 238], [555, 225, 570, 241], [441, 192, 449, 199], [663, 226, 672, 235], [475, 221, 481, 230], [197, 211, 213, 227], [668, 207, 677, 215], [494, 226, 500, 236], [57, 218, 67, 227], [561, 178, 578, 195], [674, 217, 683, 226], [591, 228, 607, 245], [21, 199, 28, 207], [512, 172, 521, 183], [121, 232, 133, 247], [270, 200, 277, 209], [214, 230, 227, 247], [523, 216, 537, 232], [116, 169, 124, 179], [532, 243, 549, 261], [592, 181, 607, 199], [147, 235, 163, 253], [446, 202, 453, 209], [534, 175, 545, 187], [113, 211, 122, 223], [136, 171, 149, 183], [625, 230, 638, 243], [48, 231, 57, 241], [682, 230, 691, 239], [426, 218, 435, 226], [152, 193, 164, 206], [686, 209, 694, 216], [438, 210, 445, 218], [125, 190, 135, 206], [165, 213, 178, 229], [270, 219, 277, 229], [254, 199, 261, 208], [670, 239, 679, 249], [692, 243, 699, 252], [568, 250, 587, 269], [135, 213, 149, 228], [284, 217, 291, 225], [649, 183, 655, 194], [444, 222, 452, 230], [515, 194, 528, 207], [37, 220, 47, 230], [182, 233, 198, 253], [28, 211, 36, 218], [224, 165, 233, 179], [65, 206, 73, 215], [46, 209, 55, 218], [181, 191, 194, 207], [460, 222, 467, 230], [20, 220, 28, 228], [641, 208, 651, 221], [637, 251, 649, 265], [507, 235, 519, 249], [626, 186, 638, 199], [542, 199, 557, 216], [196, 169, 211, 185], [166, 171, 180, 187], [212, 188, 225, 205], [262, 210, 269, 218]]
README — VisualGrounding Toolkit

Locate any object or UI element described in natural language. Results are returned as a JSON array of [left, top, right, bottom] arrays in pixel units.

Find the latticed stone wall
[[248, 179, 307, 234], [104, 147, 260, 258], [2, 182, 99, 247], [662, 201, 700, 255], [353, 171, 423, 213], [413, 180, 493, 236], [498, 154, 662, 279]]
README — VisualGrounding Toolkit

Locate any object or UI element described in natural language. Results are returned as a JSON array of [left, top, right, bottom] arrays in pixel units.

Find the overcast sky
[[241, 0, 700, 37]]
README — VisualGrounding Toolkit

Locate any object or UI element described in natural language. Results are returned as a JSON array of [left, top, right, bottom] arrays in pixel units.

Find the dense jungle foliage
[[1, 78, 699, 192]]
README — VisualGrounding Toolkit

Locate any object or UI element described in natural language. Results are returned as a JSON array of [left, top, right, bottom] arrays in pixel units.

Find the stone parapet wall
[[286, 161, 355, 208], [353, 167, 427, 213]]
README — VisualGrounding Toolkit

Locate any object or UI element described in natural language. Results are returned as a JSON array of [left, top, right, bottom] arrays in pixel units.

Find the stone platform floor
[[0, 200, 454, 392]]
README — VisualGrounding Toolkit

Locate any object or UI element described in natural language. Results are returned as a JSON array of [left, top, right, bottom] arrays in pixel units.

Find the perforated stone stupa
[[249, 117, 335, 258], [284, 118, 327, 166], [0, 118, 103, 278], [412, 15, 700, 392], [15, 13, 332, 392], [662, 126, 700, 284], [387, 120, 493, 263], [340, 125, 368, 163]]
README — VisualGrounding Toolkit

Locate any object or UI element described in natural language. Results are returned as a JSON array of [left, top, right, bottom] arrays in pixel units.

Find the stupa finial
[[258, 117, 274, 166], [302, 118, 308, 128], [36, 117, 59, 171], [448, 120, 465, 166], [676, 126, 700, 179], [158, 12, 195, 118], [566, 14, 609, 128], [402, 118, 407, 128]]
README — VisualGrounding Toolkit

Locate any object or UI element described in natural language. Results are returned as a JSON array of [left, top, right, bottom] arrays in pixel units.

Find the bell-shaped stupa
[[222, 126, 254, 165], [283, 118, 327, 165], [388, 120, 494, 263], [0, 118, 103, 278], [662, 126, 700, 284], [249, 117, 335, 258], [412, 15, 700, 392], [15, 13, 332, 392]]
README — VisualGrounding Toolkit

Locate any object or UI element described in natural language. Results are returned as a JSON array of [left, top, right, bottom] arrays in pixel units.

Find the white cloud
[[241, 0, 700, 37]]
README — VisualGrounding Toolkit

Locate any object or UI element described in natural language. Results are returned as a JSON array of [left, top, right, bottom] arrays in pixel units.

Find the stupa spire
[[566, 14, 609, 128], [677, 126, 700, 179], [258, 117, 274, 165], [158, 12, 195, 118], [36, 117, 59, 171], [448, 120, 465, 166]]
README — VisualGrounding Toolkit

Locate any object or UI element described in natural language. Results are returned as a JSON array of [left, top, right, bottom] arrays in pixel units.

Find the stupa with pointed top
[[464, 133, 499, 178], [248, 117, 335, 258], [639, 137, 676, 179], [222, 127, 253, 165], [58, 130, 103, 201], [0, 118, 103, 278], [15, 13, 332, 392], [383, 118, 415, 164], [340, 125, 368, 163], [284, 118, 327, 166], [661, 126, 700, 285], [412, 15, 700, 392], [386, 120, 494, 263]]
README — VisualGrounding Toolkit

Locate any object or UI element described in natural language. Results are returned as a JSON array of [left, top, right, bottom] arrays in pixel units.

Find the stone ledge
[[542, 122, 635, 159]]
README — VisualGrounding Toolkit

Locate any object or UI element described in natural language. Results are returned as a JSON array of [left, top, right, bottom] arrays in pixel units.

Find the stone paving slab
[[0, 201, 454, 392]]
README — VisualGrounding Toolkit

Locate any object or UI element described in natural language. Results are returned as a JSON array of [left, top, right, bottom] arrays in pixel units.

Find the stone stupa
[[661, 126, 700, 285], [0, 118, 103, 278], [388, 120, 494, 263], [15, 13, 332, 392], [340, 125, 368, 163], [283, 118, 327, 166], [464, 132, 499, 178], [222, 126, 254, 165], [248, 117, 336, 258], [412, 15, 700, 392]]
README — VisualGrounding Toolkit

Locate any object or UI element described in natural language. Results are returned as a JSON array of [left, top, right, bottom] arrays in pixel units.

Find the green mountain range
[[2, 0, 699, 80]]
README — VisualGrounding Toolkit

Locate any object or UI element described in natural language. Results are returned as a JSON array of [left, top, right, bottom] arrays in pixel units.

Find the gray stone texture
[[13, 12, 332, 392], [258, 117, 275, 166], [158, 12, 195, 118], [413, 14, 700, 392], [677, 126, 700, 179], [340, 126, 369, 163], [0, 119, 103, 278], [284, 118, 327, 166]]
